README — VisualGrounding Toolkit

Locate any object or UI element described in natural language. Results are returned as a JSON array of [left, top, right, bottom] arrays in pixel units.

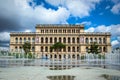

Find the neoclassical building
[[10, 24, 111, 59]]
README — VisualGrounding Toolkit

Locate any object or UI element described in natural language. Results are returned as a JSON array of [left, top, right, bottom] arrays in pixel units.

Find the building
[[10, 24, 111, 59]]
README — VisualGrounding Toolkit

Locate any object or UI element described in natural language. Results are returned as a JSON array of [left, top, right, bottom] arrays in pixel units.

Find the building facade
[[10, 24, 111, 59]]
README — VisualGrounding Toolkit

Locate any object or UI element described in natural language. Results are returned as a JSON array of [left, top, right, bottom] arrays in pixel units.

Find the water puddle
[[47, 75, 75, 80], [49, 66, 71, 70], [101, 74, 120, 80]]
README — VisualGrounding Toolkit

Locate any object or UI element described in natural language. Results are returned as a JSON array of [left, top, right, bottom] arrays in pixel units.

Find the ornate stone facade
[[10, 24, 111, 59]]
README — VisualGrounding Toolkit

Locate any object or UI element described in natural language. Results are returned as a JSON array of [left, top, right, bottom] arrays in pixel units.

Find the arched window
[[32, 47, 35, 51], [103, 47, 107, 52], [77, 37, 79, 43], [72, 47, 75, 52], [15, 37, 18, 43], [63, 37, 66, 43], [72, 54, 75, 58], [86, 47, 88, 52], [41, 46, 43, 52], [20, 37, 22, 43], [50, 37, 52, 43], [72, 37, 75, 43], [90, 38, 93, 43], [68, 37, 71, 43], [103, 38, 106, 44], [19, 46, 22, 52], [41, 37, 44, 43], [15, 46, 18, 52], [45, 47, 48, 52], [99, 38, 102, 44], [85, 38, 89, 44], [50, 54, 52, 58], [68, 47, 71, 52], [45, 37, 48, 43], [94, 38, 97, 43], [32, 38, 35, 42], [28, 37, 31, 42], [55, 54, 57, 58], [59, 37, 61, 43], [77, 47, 79, 52], [54, 37, 57, 43], [24, 38, 26, 43]]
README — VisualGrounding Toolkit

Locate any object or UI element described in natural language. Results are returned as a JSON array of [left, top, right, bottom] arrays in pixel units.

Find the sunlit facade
[[10, 24, 111, 59]]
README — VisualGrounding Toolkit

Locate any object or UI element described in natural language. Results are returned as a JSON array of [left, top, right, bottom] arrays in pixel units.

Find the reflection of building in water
[[10, 24, 111, 59], [47, 75, 75, 80]]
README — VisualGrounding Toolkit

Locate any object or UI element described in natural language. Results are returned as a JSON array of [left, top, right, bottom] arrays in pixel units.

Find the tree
[[87, 42, 100, 54], [50, 42, 65, 54], [22, 41, 31, 54]]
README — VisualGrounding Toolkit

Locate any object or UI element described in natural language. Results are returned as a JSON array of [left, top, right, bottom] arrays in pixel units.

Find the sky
[[0, 0, 120, 50]]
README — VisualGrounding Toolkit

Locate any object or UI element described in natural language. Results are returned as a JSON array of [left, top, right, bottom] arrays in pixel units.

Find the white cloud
[[25, 29, 31, 32], [111, 3, 120, 14], [111, 40, 119, 47], [79, 21, 92, 26], [45, 0, 100, 18], [85, 27, 95, 32], [0, 0, 70, 28], [85, 24, 120, 47], [0, 32, 10, 41], [105, 5, 110, 10]]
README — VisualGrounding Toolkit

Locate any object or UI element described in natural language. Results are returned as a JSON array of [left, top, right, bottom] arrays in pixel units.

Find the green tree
[[50, 42, 65, 54], [22, 41, 31, 54], [87, 42, 100, 54]]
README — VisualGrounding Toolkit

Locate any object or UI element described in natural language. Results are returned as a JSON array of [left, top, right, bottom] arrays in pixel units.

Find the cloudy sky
[[0, 0, 120, 49]]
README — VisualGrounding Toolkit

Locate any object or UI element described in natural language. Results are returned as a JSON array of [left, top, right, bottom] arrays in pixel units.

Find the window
[[32, 47, 35, 51], [24, 38, 26, 43], [86, 47, 88, 52], [41, 37, 44, 43], [90, 38, 93, 43], [28, 37, 31, 42], [19, 46, 22, 52], [77, 47, 79, 52], [72, 47, 75, 52], [68, 47, 71, 52], [63, 37, 66, 43], [50, 37, 52, 43], [85, 38, 89, 44], [94, 38, 97, 42], [45, 37, 48, 43], [45, 30, 48, 33], [32, 38, 35, 43], [103, 38, 106, 44], [103, 47, 107, 52], [41, 46, 43, 52], [99, 38, 102, 44], [50, 30, 53, 33], [77, 37, 79, 43], [45, 47, 48, 52], [59, 37, 61, 43], [76, 30, 80, 33], [54, 37, 57, 43], [67, 30, 71, 33], [72, 37, 75, 43], [15, 37, 18, 43], [15, 46, 18, 52], [68, 37, 71, 43], [20, 37, 22, 43], [58, 30, 62, 33]]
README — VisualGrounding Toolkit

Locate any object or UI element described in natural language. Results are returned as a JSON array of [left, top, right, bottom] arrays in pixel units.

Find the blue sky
[[0, 0, 120, 49]]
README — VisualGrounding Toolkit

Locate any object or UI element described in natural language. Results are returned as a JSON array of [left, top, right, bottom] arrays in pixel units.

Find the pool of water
[[47, 75, 75, 80], [101, 74, 120, 80]]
